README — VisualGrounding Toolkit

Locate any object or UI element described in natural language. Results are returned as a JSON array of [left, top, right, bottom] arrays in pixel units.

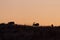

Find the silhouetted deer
[[33, 22, 39, 27], [51, 24, 54, 27]]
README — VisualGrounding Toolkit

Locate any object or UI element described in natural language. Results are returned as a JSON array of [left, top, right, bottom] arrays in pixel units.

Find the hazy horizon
[[0, 0, 60, 26]]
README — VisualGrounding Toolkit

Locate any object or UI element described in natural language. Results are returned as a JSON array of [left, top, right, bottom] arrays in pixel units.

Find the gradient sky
[[0, 0, 60, 26]]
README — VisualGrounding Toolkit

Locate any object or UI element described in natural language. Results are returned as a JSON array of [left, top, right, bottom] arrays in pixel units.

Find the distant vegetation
[[0, 21, 60, 40]]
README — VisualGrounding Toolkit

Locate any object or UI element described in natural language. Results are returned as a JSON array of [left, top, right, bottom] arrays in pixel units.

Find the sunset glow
[[0, 0, 60, 26]]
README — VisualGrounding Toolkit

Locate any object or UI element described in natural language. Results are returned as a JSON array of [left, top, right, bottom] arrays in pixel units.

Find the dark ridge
[[0, 22, 60, 40]]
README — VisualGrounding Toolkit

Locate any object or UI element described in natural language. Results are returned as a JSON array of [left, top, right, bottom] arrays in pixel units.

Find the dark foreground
[[0, 22, 60, 40]]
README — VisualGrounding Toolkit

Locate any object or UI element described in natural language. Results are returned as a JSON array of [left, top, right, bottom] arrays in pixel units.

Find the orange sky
[[0, 0, 60, 26]]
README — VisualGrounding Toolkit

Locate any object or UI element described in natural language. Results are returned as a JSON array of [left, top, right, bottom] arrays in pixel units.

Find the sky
[[0, 0, 60, 26]]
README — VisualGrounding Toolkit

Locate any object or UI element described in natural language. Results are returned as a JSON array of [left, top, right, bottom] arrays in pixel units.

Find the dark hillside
[[0, 22, 60, 40]]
